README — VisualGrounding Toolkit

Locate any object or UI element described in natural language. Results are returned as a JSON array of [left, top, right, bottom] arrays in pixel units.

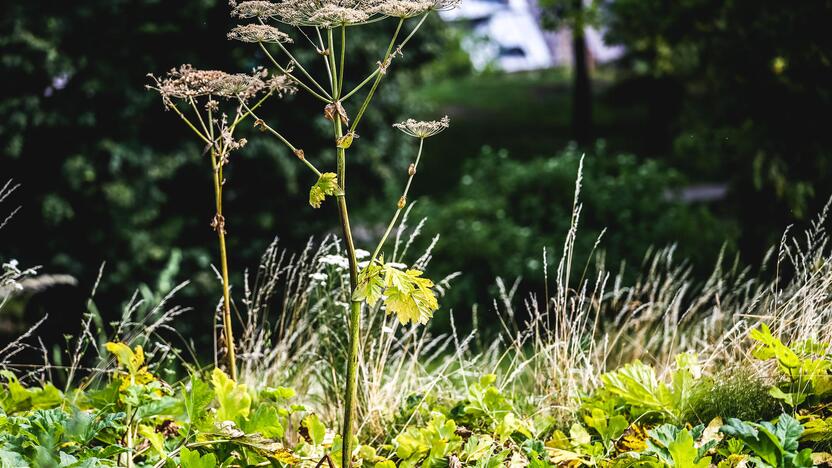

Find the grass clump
[[686, 367, 781, 425]]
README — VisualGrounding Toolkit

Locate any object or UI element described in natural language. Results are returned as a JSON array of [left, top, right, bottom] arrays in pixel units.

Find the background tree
[[603, 0, 832, 257], [539, 0, 602, 145], [0, 0, 453, 351]]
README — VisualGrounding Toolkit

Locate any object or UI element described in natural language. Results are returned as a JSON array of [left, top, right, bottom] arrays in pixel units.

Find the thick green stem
[[327, 28, 361, 464], [338, 25, 346, 96], [334, 117, 361, 468], [211, 147, 237, 381]]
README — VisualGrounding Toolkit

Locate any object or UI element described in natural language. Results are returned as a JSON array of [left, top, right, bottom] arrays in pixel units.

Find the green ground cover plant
[[4, 158, 832, 466]]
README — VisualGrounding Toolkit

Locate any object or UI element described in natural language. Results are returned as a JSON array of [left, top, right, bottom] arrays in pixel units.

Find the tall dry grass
[[4, 165, 832, 442]]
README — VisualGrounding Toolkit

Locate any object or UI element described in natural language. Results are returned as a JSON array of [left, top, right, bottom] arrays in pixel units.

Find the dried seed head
[[147, 65, 266, 102], [231, 0, 459, 27], [267, 74, 297, 96], [397, 196, 407, 209], [148, 65, 228, 99], [212, 73, 266, 99], [232, 1, 280, 18], [294, 149, 306, 160], [408, 163, 416, 175], [306, 5, 370, 27], [228, 24, 293, 43], [250, 0, 382, 27], [393, 115, 450, 138], [372, 0, 432, 18]]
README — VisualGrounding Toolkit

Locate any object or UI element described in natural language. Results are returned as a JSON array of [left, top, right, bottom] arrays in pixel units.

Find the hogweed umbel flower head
[[228, 24, 293, 44], [146, 65, 298, 106], [230, 0, 460, 27], [371, 0, 432, 17], [232, 0, 380, 27], [147, 65, 268, 102], [393, 116, 450, 138], [230, 0, 281, 18]]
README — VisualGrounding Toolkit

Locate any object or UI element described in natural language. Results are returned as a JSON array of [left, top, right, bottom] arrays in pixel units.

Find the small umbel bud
[[397, 196, 407, 209], [408, 163, 416, 175], [294, 148, 305, 160]]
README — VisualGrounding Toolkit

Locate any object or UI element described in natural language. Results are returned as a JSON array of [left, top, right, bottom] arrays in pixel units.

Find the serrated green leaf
[[183, 374, 214, 425], [138, 424, 166, 458], [244, 405, 284, 439], [180, 447, 217, 468], [309, 172, 341, 208], [667, 429, 710, 467], [382, 266, 438, 325]]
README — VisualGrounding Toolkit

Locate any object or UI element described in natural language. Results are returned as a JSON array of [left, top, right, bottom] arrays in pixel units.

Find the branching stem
[[259, 42, 332, 103], [369, 137, 425, 265]]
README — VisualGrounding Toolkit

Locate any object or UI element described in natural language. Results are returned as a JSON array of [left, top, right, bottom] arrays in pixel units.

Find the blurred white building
[[441, 0, 623, 72]]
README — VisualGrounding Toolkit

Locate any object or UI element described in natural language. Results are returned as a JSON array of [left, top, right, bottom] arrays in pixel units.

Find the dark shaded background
[[2, 0, 831, 363]]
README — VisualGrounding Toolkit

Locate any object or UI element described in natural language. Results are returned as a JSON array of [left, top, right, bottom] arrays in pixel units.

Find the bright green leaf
[[211, 368, 251, 422]]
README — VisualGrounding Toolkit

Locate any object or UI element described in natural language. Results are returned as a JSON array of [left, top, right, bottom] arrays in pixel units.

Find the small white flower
[[309, 272, 328, 282], [355, 249, 370, 259], [319, 254, 349, 269], [358, 260, 370, 269], [387, 262, 408, 270]]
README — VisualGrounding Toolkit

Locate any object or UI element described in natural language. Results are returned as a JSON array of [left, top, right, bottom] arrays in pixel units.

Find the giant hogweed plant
[[147, 0, 457, 465]]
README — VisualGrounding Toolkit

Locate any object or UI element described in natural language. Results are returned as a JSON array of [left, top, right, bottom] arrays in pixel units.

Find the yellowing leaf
[[616, 424, 649, 452], [105, 342, 144, 374], [336, 132, 356, 149], [105, 342, 155, 390], [211, 368, 251, 422], [382, 266, 438, 325], [309, 172, 342, 208]]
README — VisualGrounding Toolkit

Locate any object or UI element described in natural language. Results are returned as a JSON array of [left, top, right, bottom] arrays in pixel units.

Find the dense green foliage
[[604, 0, 832, 250], [414, 144, 737, 305], [2, 326, 832, 467]]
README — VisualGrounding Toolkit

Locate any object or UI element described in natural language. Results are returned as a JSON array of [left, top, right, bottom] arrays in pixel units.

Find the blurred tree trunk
[[571, 0, 592, 145]]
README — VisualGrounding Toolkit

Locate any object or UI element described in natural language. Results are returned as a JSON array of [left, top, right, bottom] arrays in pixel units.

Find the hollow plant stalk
[[323, 26, 363, 468], [210, 145, 238, 381]]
